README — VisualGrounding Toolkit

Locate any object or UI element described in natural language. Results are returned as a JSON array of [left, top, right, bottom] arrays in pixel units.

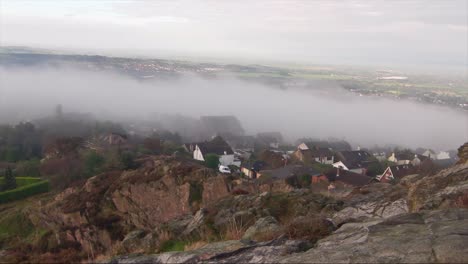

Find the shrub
[[0, 180, 49, 204], [455, 192, 468, 208], [286, 216, 333, 243], [15, 159, 41, 177], [0, 177, 43, 187], [84, 151, 105, 176], [189, 182, 203, 204], [205, 154, 220, 169], [2, 167, 16, 191], [159, 240, 186, 252], [223, 218, 249, 240], [231, 188, 249, 196]]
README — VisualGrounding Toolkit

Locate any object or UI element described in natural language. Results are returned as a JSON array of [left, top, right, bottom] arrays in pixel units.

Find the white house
[[436, 151, 450, 160], [296, 143, 334, 165], [193, 136, 240, 167], [422, 149, 436, 160]]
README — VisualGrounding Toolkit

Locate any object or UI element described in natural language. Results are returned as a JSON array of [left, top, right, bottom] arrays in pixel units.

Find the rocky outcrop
[[242, 216, 283, 241], [278, 209, 468, 263], [408, 163, 468, 211], [457, 142, 468, 164], [24, 157, 223, 260], [109, 238, 311, 264], [332, 183, 408, 225], [5, 143, 468, 263], [109, 209, 468, 263]]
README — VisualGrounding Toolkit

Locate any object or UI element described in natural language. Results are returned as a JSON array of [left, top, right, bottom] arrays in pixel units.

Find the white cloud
[[0, 0, 466, 69]]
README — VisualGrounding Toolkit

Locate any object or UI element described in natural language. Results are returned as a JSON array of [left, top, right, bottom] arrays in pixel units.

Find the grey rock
[[242, 216, 283, 241], [278, 209, 468, 263]]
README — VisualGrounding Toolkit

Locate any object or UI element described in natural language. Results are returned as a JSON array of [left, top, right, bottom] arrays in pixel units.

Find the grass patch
[[159, 240, 187, 252], [0, 209, 35, 245]]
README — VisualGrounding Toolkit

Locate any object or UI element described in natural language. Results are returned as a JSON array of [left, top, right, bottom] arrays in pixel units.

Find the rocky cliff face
[[104, 143, 468, 264], [2, 143, 468, 263], [457, 142, 468, 165]]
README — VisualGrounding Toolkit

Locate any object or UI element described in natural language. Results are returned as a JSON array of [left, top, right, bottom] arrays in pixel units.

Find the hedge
[[0, 180, 49, 204], [0, 177, 43, 188]]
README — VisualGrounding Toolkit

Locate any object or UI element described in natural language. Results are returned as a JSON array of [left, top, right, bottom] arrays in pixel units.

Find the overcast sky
[[1, 0, 467, 68]]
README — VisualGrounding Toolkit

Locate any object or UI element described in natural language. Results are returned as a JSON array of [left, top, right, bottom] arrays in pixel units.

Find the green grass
[[159, 240, 187, 252], [0, 209, 35, 243]]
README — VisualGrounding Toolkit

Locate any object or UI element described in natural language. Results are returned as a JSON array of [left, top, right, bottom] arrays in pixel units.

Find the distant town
[[1, 47, 467, 111]]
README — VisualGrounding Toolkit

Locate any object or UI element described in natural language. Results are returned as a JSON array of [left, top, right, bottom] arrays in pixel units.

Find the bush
[[204, 154, 220, 169], [159, 240, 186, 252], [0, 180, 49, 204], [15, 159, 41, 177], [0, 177, 43, 187], [84, 151, 105, 176], [286, 216, 333, 243], [2, 167, 16, 191]]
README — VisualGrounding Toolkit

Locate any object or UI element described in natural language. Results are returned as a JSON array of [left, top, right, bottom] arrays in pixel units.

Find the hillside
[[0, 144, 467, 263]]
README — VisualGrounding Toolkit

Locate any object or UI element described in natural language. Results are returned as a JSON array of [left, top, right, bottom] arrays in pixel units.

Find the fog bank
[[0, 66, 466, 150]]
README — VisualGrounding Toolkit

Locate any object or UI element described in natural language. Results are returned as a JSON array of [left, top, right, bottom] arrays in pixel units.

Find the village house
[[333, 150, 375, 175], [296, 142, 334, 164], [388, 152, 427, 165], [326, 168, 372, 188], [256, 164, 323, 182], [436, 151, 451, 160], [297, 140, 352, 152], [240, 160, 267, 179], [376, 164, 416, 183], [193, 136, 240, 166], [422, 149, 437, 159]]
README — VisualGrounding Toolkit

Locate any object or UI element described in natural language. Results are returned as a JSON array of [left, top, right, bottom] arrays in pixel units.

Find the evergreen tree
[[4, 167, 16, 190]]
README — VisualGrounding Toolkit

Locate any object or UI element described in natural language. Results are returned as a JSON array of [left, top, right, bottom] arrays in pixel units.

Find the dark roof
[[336, 150, 373, 169], [197, 136, 234, 156], [261, 165, 322, 179], [241, 160, 267, 171], [395, 152, 425, 161], [225, 135, 256, 149], [326, 169, 371, 187], [304, 140, 351, 151], [308, 147, 333, 157], [389, 164, 416, 179]]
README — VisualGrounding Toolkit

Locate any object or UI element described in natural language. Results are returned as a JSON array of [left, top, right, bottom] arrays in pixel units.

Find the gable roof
[[261, 165, 322, 179], [326, 169, 371, 187], [377, 164, 416, 182], [336, 150, 373, 169], [389, 164, 415, 179], [307, 147, 334, 157], [196, 136, 234, 156], [394, 151, 428, 162], [241, 160, 267, 171], [303, 140, 352, 151]]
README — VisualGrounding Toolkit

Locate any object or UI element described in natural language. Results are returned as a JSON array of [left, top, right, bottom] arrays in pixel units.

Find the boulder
[[242, 216, 283, 241]]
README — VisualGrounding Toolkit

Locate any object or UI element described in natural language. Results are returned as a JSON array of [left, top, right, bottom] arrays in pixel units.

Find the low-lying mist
[[0, 66, 466, 150]]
